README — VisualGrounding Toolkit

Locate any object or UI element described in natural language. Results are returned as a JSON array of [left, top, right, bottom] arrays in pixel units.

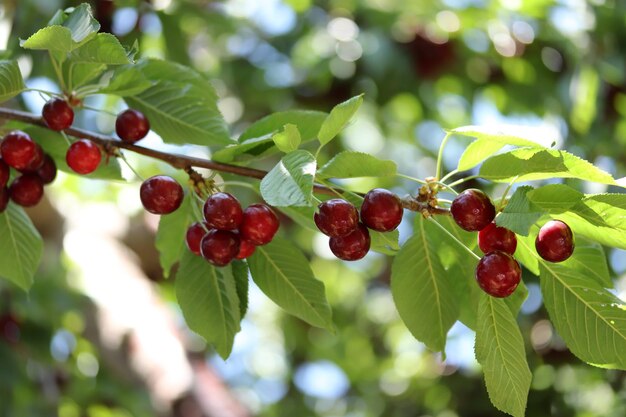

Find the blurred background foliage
[[1, 0, 626, 416]]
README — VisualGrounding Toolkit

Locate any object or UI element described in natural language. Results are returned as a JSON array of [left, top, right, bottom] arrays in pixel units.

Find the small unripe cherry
[[451, 189, 496, 232], [140, 175, 184, 215], [186, 222, 207, 255], [478, 222, 517, 255], [1, 131, 40, 171], [66, 140, 101, 174], [360, 188, 403, 232], [116, 109, 150, 143], [235, 240, 256, 260], [42, 98, 74, 131], [314, 199, 359, 237], [535, 220, 574, 263], [239, 204, 279, 245], [475, 251, 521, 298], [9, 174, 44, 207], [203, 192, 244, 230], [329, 223, 371, 261], [200, 229, 240, 267]]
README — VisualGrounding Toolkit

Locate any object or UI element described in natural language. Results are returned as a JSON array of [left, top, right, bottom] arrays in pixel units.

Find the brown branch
[[0, 107, 450, 215]]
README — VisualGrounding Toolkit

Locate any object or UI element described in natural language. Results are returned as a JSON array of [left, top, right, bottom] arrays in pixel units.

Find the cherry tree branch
[[0, 107, 450, 216]]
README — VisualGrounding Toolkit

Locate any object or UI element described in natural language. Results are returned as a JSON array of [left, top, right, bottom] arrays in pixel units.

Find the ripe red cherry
[[329, 223, 371, 261], [0, 187, 8, 212], [203, 192, 244, 230], [66, 140, 101, 174], [36, 155, 57, 184], [186, 222, 207, 255], [475, 251, 521, 298], [42, 98, 74, 131], [478, 222, 517, 255], [200, 229, 240, 266], [116, 109, 150, 143], [451, 189, 496, 232], [0, 159, 9, 188], [239, 203, 279, 245], [314, 199, 359, 237], [140, 175, 184, 215], [360, 188, 404, 232], [18, 144, 45, 173], [236, 240, 256, 260], [535, 220, 574, 262], [9, 174, 44, 207], [1, 131, 41, 171]]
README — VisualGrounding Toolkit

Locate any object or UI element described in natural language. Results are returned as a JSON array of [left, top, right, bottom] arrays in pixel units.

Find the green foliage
[[155, 195, 192, 278], [260, 150, 316, 207], [272, 123, 301, 153], [0, 60, 25, 102], [317, 151, 397, 179], [317, 94, 363, 147]]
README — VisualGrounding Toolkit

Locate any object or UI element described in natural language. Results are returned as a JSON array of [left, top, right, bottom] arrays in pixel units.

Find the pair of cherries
[[451, 189, 574, 298]]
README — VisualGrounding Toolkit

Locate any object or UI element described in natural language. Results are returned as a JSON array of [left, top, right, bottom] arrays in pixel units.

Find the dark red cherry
[[0, 159, 9, 188], [66, 140, 101, 175], [140, 175, 184, 215], [360, 188, 403, 232], [42, 98, 74, 131], [478, 222, 517, 255], [9, 175, 44, 207], [235, 240, 256, 260], [475, 251, 521, 298], [535, 220, 574, 262], [186, 222, 207, 255], [314, 199, 359, 237], [451, 189, 496, 232], [18, 144, 44, 173], [116, 109, 150, 143], [0, 187, 8, 213], [1, 131, 41, 171], [239, 204, 279, 245], [200, 229, 240, 267], [36, 155, 57, 184], [0, 313, 20, 344], [203, 192, 243, 230], [329, 223, 371, 261]]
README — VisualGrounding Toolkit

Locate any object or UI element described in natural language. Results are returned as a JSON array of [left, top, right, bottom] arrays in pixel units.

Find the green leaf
[[317, 151, 397, 179], [248, 237, 333, 329], [496, 186, 543, 236], [526, 184, 584, 211], [538, 257, 626, 369], [61, 3, 100, 43], [66, 63, 106, 89], [480, 149, 617, 185], [260, 150, 316, 207], [390, 216, 459, 352], [21, 26, 74, 53], [475, 294, 531, 417], [318, 94, 364, 146], [561, 241, 612, 288], [369, 229, 400, 255], [514, 231, 540, 276], [125, 59, 231, 146], [231, 260, 249, 319], [155, 196, 192, 278], [0, 60, 25, 103], [0, 204, 44, 291], [457, 139, 505, 171], [68, 33, 130, 64], [175, 251, 240, 359], [451, 125, 550, 148], [97, 67, 153, 97], [272, 124, 301, 153], [239, 110, 328, 143], [213, 135, 276, 163]]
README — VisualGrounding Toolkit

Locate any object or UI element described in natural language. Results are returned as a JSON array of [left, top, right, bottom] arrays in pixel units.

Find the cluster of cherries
[[314, 188, 404, 260], [450, 189, 575, 298], [184, 193, 280, 266]]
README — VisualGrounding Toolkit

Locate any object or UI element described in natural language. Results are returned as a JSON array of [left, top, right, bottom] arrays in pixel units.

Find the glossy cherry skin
[[239, 203, 279, 245], [9, 175, 44, 207], [0, 159, 9, 188], [360, 188, 403, 232], [18, 144, 45, 173], [475, 251, 521, 298], [200, 229, 240, 267], [451, 189, 496, 232], [1, 131, 41, 171], [36, 155, 57, 184], [203, 192, 244, 230], [42, 98, 74, 131], [535, 220, 574, 262], [329, 223, 371, 261], [314, 199, 359, 237], [186, 222, 207, 255], [0, 187, 8, 213], [116, 109, 150, 143], [478, 222, 517, 255], [235, 239, 256, 260], [66, 140, 101, 174], [140, 175, 184, 215]]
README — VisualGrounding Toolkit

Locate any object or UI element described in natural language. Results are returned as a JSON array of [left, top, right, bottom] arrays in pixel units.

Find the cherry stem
[[118, 151, 144, 181], [80, 104, 118, 117], [188, 191, 205, 223], [427, 217, 480, 260], [497, 177, 518, 211], [435, 132, 452, 180], [439, 169, 458, 184], [48, 52, 67, 93], [396, 173, 428, 184], [447, 175, 479, 188], [0, 107, 450, 217]]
